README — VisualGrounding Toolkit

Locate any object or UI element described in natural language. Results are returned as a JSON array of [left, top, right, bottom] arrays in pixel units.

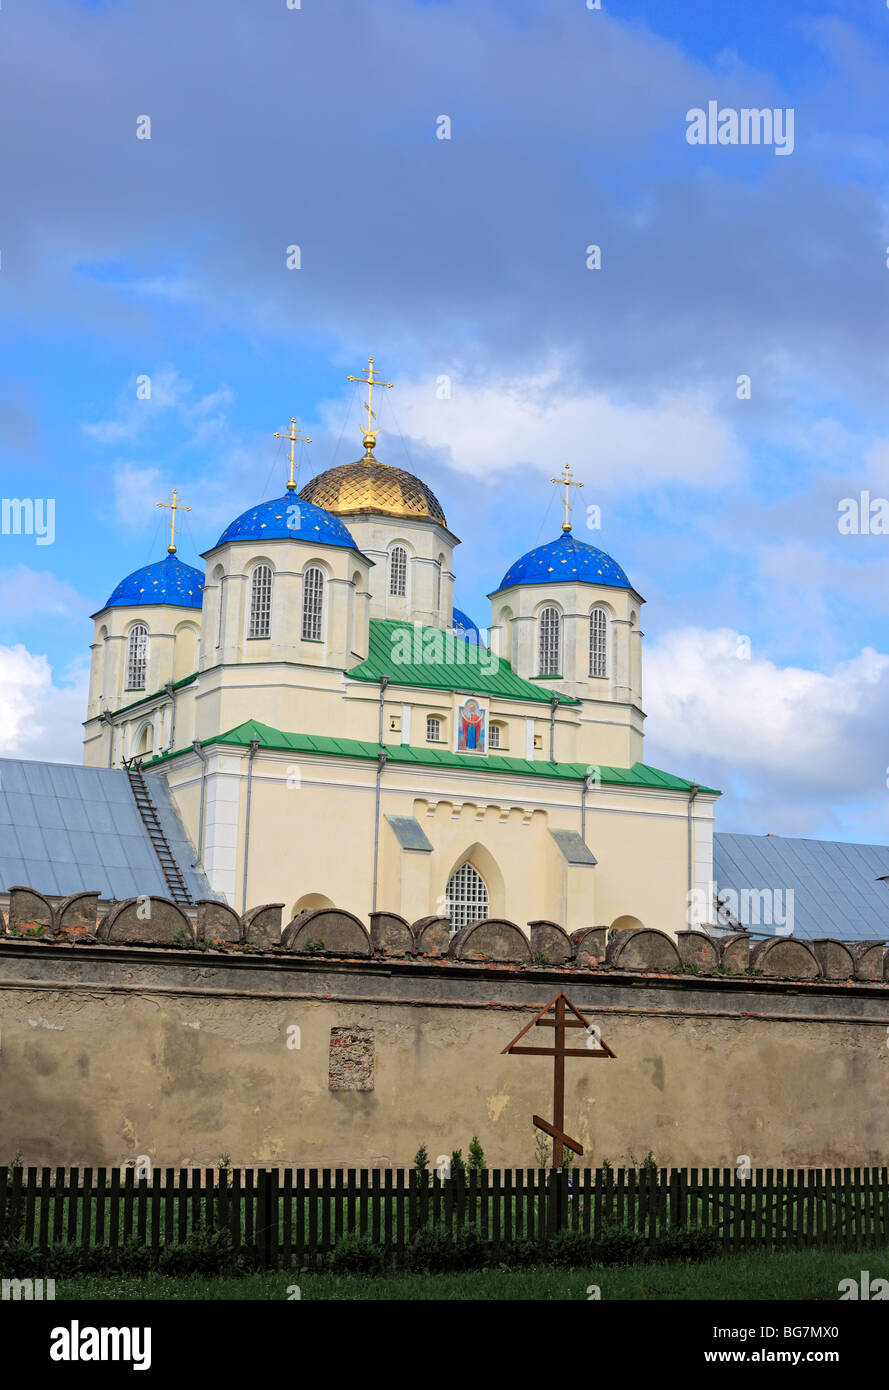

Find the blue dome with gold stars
[[452, 606, 481, 643], [214, 493, 359, 550], [494, 531, 632, 594], [103, 553, 204, 610]]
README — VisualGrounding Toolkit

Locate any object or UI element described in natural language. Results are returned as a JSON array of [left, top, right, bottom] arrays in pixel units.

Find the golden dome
[[299, 452, 446, 525]]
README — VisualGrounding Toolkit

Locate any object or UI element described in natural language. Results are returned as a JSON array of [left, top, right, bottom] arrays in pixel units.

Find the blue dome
[[452, 606, 481, 644], [214, 493, 359, 550], [103, 553, 204, 610], [494, 531, 632, 594]]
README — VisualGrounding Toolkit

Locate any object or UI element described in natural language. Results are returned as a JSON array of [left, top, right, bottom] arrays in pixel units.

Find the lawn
[[55, 1246, 889, 1301]]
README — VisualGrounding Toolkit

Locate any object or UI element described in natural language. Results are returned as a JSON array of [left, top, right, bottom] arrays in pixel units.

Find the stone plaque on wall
[[329, 1027, 374, 1091]]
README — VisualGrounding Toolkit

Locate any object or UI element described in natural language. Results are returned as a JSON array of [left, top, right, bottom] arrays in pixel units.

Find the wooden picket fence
[[1, 1165, 888, 1269]]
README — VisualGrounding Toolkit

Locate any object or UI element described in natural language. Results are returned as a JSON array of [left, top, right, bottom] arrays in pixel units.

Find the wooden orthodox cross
[[502, 991, 615, 1166]]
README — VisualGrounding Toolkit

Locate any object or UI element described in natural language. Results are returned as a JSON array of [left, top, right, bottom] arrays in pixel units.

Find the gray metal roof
[[0, 758, 212, 903], [714, 832, 889, 942]]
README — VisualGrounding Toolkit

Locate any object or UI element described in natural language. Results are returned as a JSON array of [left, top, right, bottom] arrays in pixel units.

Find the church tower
[[298, 358, 460, 630], [488, 466, 645, 767]]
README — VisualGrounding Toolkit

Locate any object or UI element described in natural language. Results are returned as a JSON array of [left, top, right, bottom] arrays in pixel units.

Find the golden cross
[[274, 417, 312, 492], [156, 488, 191, 554], [550, 464, 584, 533], [347, 356, 393, 457]]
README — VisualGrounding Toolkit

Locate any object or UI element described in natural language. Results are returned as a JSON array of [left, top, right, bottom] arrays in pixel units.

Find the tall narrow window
[[538, 607, 560, 677], [488, 723, 501, 749], [389, 545, 407, 597], [126, 624, 148, 690], [248, 564, 272, 639], [302, 566, 324, 640], [589, 607, 607, 678], [434, 558, 442, 612], [445, 863, 489, 932], [426, 716, 441, 742]]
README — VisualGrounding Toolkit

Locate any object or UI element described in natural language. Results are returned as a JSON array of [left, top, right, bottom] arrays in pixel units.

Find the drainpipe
[[99, 711, 114, 768], [192, 740, 207, 869], [372, 749, 389, 912], [241, 736, 260, 913], [581, 769, 595, 844], [377, 673, 390, 743], [687, 783, 700, 925], [164, 681, 176, 751], [549, 695, 560, 762], [371, 675, 391, 913]]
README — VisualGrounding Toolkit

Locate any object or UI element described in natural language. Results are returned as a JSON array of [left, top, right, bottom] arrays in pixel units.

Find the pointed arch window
[[445, 863, 489, 932], [126, 624, 148, 690], [302, 566, 324, 641], [537, 606, 560, 677], [389, 545, 407, 597], [248, 564, 273, 639], [589, 607, 608, 678]]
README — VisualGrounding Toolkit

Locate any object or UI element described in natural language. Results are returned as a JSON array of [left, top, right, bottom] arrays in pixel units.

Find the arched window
[[426, 716, 442, 742], [537, 607, 560, 677], [488, 723, 501, 749], [248, 564, 272, 639], [589, 607, 608, 678], [126, 624, 148, 690], [302, 566, 324, 641], [446, 863, 489, 932], [434, 554, 443, 612], [389, 545, 407, 597]]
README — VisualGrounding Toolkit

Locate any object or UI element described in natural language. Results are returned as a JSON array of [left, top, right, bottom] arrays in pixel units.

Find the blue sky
[[2, 0, 889, 841]]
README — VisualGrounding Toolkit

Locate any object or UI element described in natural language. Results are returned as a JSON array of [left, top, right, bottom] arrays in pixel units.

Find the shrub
[[449, 1149, 465, 1181], [496, 1238, 540, 1268], [413, 1145, 429, 1175], [591, 1224, 645, 1266], [328, 1233, 385, 1275], [467, 1137, 485, 1173], [406, 1224, 485, 1273], [157, 1227, 236, 1276], [545, 1229, 598, 1268], [649, 1226, 720, 1264]]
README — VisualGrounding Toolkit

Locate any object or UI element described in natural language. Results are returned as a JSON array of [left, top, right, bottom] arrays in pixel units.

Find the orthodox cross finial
[[550, 464, 584, 533], [274, 417, 312, 492], [156, 488, 191, 554], [347, 356, 393, 459]]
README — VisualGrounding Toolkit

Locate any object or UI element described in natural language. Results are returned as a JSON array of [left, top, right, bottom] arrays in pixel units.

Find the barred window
[[248, 564, 272, 639], [589, 607, 607, 678], [445, 863, 489, 932], [538, 606, 560, 677], [126, 624, 148, 690], [426, 716, 441, 742], [302, 566, 324, 640], [488, 723, 501, 749], [389, 545, 407, 597]]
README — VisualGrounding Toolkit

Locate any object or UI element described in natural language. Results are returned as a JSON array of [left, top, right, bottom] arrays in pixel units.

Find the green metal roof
[[346, 619, 581, 705], [146, 717, 718, 793], [113, 672, 198, 717]]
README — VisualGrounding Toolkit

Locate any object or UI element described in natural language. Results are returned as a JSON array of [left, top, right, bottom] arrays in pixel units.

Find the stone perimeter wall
[[3, 884, 888, 983], [1, 885, 889, 1170]]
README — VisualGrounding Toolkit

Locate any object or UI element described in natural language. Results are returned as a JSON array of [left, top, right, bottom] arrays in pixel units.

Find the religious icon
[[457, 698, 486, 754]]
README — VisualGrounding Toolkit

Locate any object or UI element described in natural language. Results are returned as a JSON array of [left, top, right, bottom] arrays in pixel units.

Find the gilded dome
[[299, 454, 446, 525]]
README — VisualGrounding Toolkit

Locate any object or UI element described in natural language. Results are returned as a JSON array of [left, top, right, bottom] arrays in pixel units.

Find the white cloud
[[0, 568, 87, 621], [0, 646, 88, 763], [339, 368, 742, 490], [644, 626, 889, 832]]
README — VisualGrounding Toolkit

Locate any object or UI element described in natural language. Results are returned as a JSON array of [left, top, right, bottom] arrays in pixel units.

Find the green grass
[[55, 1246, 889, 1301]]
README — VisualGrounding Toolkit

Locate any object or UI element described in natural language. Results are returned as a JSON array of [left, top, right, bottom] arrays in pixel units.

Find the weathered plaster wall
[[1, 941, 887, 1170]]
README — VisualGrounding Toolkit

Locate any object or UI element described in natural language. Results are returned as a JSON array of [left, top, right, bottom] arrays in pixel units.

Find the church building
[[81, 359, 718, 937]]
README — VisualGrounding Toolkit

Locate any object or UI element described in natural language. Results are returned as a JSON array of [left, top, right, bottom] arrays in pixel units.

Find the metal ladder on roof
[[125, 764, 193, 907]]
